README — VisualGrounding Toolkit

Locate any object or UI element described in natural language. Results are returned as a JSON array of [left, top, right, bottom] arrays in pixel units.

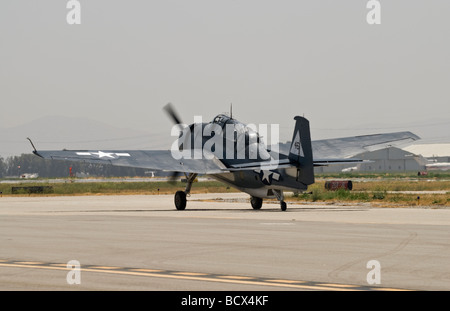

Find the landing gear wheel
[[174, 191, 187, 210], [250, 196, 263, 210], [280, 201, 287, 211]]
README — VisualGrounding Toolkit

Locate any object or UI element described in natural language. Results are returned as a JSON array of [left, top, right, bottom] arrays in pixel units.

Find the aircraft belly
[[209, 170, 308, 199], [209, 172, 260, 189]]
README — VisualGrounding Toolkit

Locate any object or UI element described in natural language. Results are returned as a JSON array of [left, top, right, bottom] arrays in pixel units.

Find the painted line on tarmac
[[0, 259, 409, 291]]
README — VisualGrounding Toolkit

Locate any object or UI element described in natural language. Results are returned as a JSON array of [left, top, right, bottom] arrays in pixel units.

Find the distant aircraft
[[426, 162, 450, 171], [28, 104, 419, 211]]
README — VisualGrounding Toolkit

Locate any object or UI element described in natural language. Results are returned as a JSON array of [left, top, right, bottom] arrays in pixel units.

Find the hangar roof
[[403, 144, 450, 158]]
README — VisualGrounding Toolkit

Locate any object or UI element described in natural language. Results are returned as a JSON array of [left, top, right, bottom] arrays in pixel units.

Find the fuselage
[[209, 168, 308, 199], [174, 114, 311, 198]]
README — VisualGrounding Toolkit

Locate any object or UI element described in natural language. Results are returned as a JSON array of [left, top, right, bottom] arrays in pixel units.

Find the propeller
[[163, 102, 183, 127], [163, 103, 185, 185]]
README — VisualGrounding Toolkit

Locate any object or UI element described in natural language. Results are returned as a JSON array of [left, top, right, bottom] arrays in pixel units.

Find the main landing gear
[[250, 196, 263, 210], [174, 173, 197, 210], [274, 190, 287, 211], [250, 190, 287, 211]]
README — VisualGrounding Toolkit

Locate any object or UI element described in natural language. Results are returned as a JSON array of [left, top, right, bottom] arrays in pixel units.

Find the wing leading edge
[[33, 149, 228, 175]]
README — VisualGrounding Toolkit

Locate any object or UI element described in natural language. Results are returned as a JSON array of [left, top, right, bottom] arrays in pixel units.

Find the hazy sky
[[1, 0, 450, 152]]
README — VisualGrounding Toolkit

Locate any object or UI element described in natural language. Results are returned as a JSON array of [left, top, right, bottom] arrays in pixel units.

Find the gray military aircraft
[[29, 104, 419, 211]]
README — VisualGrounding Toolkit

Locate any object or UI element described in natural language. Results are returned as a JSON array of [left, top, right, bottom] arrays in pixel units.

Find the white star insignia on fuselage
[[254, 169, 280, 185]]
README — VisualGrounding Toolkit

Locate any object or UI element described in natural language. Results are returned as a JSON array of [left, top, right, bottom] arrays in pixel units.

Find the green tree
[[3, 153, 148, 178], [0, 157, 6, 178]]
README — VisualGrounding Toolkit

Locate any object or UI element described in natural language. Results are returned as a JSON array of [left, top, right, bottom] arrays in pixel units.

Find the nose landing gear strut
[[174, 173, 197, 210]]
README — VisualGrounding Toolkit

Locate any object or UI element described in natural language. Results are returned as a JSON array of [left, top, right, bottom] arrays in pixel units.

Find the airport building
[[353, 147, 427, 173], [313, 143, 450, 173], [403, 144, 450, 163], [404, 143, 450, 171], [314, 146, 427, 174]]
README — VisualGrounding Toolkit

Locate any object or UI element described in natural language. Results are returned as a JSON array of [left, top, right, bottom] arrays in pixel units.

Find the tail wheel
[[174, 191, 187, 210], [250, 196, 263, 210]]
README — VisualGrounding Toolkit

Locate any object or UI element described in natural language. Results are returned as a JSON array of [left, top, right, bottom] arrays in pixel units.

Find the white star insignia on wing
[[90, 151, 116, 158], [76, 151, 131, 158]]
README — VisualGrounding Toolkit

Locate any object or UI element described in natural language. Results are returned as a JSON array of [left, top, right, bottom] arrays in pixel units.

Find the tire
[[280, 201, 287, 211], [174, 191, 187, 210], [250, 196, 263, 210]]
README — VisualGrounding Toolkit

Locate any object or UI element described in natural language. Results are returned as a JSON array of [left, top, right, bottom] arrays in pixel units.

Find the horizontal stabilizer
[[313, 158, 372, 167]]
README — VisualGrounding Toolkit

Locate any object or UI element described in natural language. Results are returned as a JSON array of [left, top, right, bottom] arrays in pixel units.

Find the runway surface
[[1, 193, 450, 291]]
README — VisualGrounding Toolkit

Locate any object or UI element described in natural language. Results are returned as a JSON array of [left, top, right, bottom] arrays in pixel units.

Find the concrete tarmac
[[1, 193, 449, 291]]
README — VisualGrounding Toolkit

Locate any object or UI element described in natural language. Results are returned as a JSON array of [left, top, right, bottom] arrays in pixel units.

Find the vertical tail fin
[[289, 116, 314, 185]]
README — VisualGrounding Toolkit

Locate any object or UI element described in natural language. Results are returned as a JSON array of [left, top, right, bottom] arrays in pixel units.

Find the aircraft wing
[[278, 131, 420, 163], [31, 131, 420, 172], [311, 131, 420, 159], [33, 149, 228, 174]]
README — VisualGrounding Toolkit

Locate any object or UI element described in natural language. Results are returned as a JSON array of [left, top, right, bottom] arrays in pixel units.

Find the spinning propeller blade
[[163, 103, 183, 126]]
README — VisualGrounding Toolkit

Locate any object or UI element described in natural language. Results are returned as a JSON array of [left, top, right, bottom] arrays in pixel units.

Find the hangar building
[[403, 144, 450, 163], [314, 146, 427, 173]]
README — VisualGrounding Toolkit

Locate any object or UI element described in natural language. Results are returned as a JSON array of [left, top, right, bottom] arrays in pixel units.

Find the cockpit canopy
[[212, 114, 239, 128], [176, 114, 271, 161], [210, 114, 270, 159], [211, 114, 255, 139]]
